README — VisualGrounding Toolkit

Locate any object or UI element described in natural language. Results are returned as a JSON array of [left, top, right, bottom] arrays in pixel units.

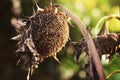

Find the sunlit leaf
[[91, 16, 108, 35], [108, 18, 120, 32]]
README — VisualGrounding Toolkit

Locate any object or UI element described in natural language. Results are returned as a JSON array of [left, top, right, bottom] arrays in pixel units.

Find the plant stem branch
[[106, 70, 120, 79], [54, 4, 106, 80]]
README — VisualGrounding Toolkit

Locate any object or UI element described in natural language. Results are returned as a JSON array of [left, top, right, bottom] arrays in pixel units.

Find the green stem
[[106, 70, 120, 79]]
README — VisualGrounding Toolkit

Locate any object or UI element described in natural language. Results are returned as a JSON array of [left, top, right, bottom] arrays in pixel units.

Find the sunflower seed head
[[12, 4, 69, 80]]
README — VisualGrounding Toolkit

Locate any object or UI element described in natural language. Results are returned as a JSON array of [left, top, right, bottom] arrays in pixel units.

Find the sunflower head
[[12, 3, 69, 79]]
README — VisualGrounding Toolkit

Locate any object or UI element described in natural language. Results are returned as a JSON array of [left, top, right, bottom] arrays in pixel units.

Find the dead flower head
[[11, 3, 69, 79]]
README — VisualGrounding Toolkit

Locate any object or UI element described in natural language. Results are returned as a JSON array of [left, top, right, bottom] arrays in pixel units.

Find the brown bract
[[71, 33, 120, 62]]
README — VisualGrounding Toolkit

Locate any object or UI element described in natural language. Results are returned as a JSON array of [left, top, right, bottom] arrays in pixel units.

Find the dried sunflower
[[12, 3, 69, 79]]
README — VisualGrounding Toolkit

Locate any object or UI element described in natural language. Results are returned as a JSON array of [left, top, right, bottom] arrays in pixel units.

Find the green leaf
[[108, 18, 120, 32], [94, 16, 108, 35]]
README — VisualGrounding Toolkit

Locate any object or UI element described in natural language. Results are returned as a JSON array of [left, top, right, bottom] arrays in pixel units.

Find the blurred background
[[0, 0, 120, 80]]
